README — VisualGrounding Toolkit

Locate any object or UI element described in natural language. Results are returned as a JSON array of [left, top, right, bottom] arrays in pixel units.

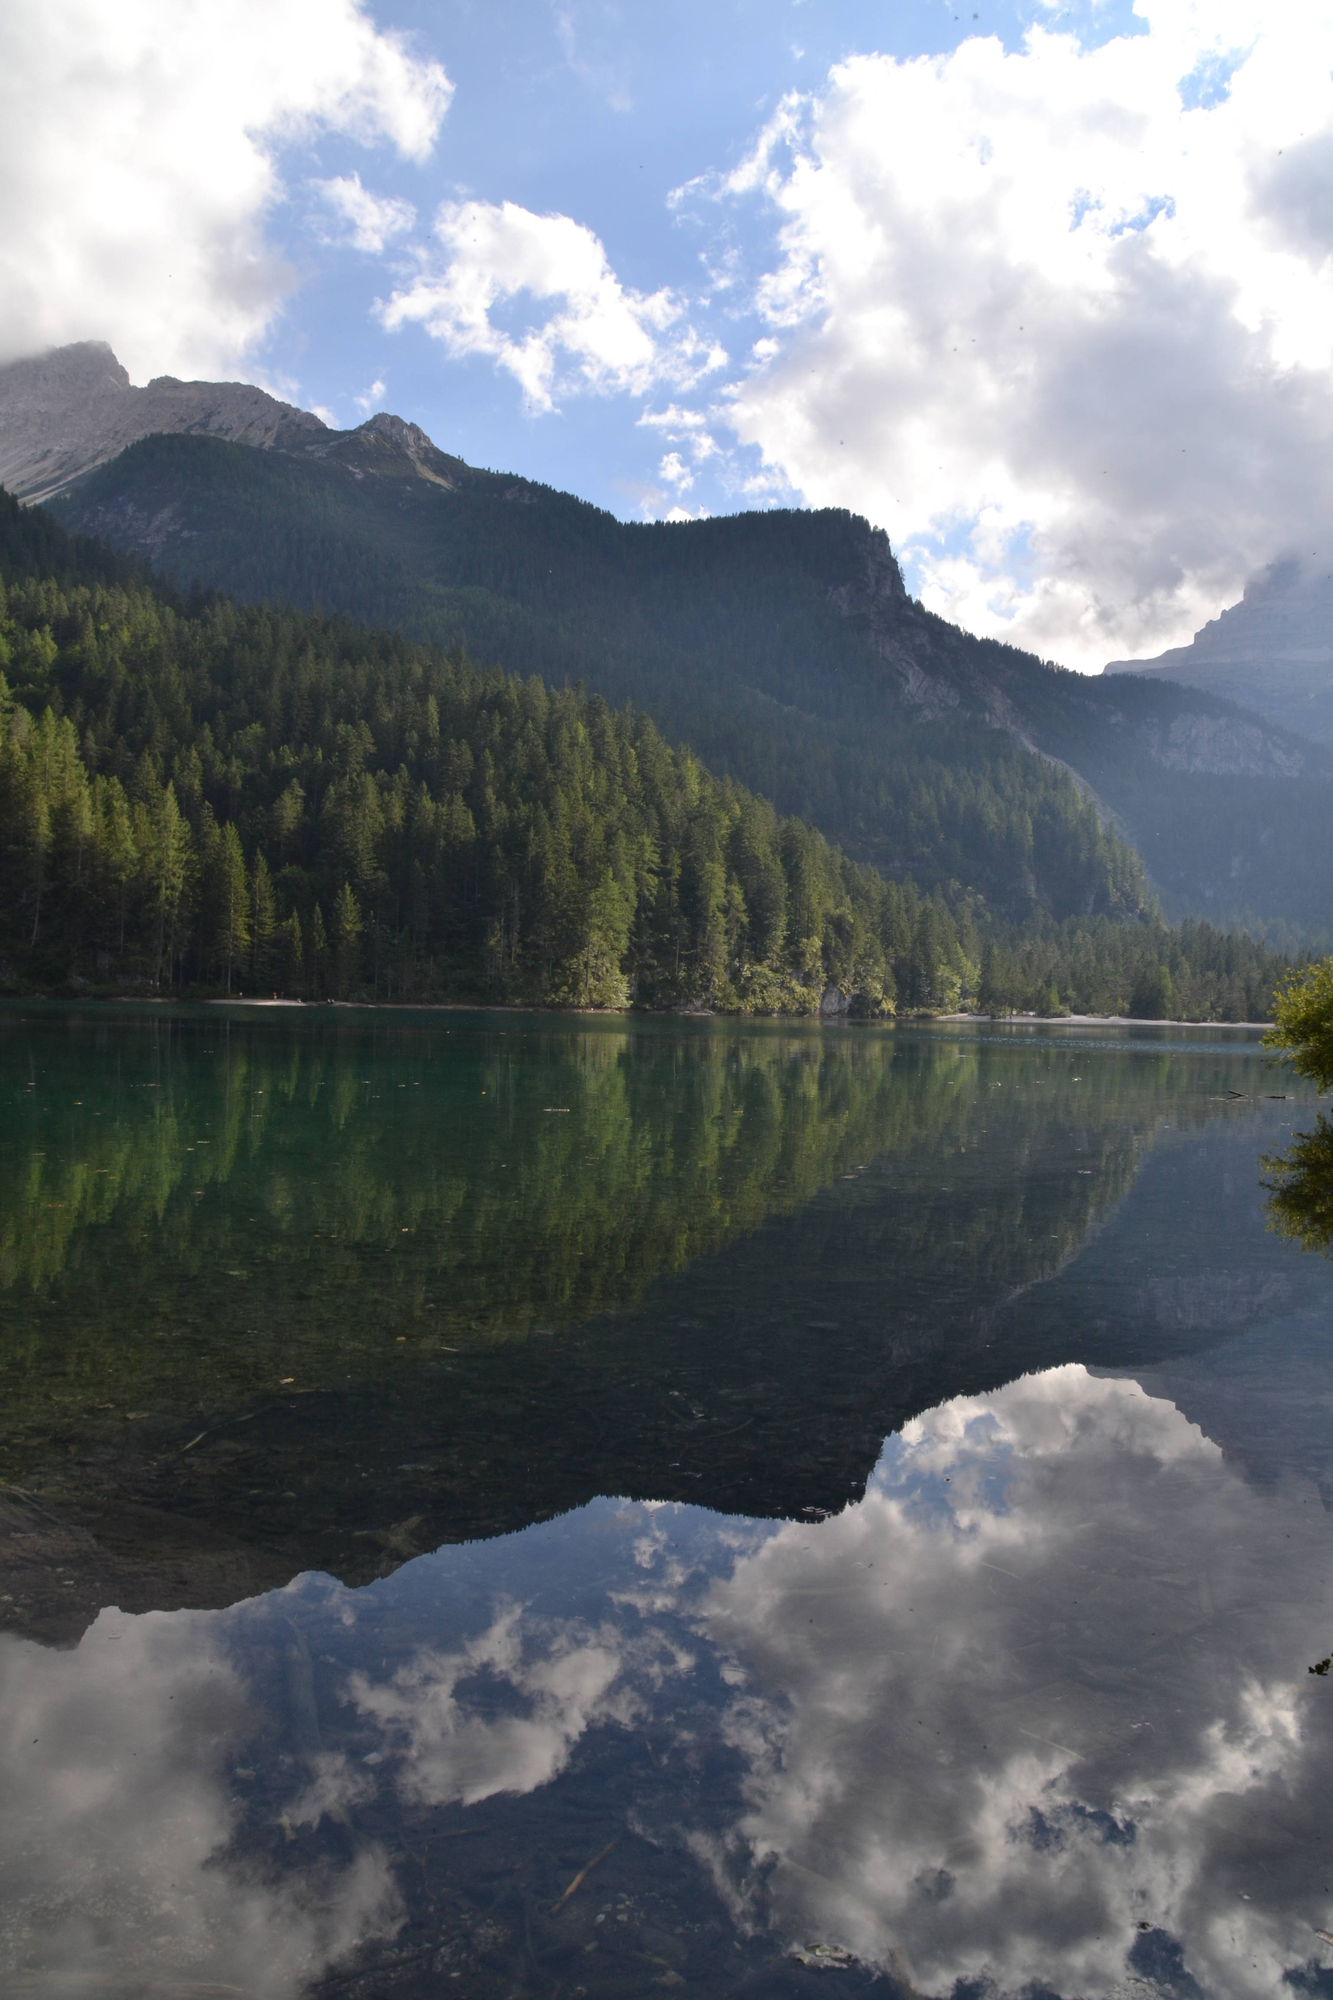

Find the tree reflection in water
[[1264, 1115, 1333, 1254]]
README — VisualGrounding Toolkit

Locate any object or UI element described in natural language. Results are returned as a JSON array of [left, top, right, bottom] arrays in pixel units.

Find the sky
[[2, 0, 1333, 670]]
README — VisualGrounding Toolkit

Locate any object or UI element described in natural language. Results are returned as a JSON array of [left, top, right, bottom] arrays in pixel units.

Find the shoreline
[[0, 993, 1275, 1029]]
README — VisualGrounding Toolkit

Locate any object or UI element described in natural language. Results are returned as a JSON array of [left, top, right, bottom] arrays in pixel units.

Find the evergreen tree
[[277, 909, 304, 996], [309, 903, 329, 999], [203, 818, 250, 993], [250, 851, 277, 986], [137, 782, 194, 989], [331, 882, 362, 999]]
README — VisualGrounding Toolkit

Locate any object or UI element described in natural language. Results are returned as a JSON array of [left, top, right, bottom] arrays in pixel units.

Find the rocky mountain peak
[[3, 339, 132, 402], [359, 411, 434, 452], [0, 341, 325, 506], [1105, 553, 1333, 743]]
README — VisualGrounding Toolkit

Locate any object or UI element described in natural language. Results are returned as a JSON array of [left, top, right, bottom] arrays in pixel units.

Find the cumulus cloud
[[0, 0, 452, 382], [712, 2, 1333, 667], [380, 199, 727, 413], [315, 172, 417, 254]]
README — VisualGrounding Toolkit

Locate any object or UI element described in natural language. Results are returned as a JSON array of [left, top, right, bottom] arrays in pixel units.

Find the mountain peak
[[1105, 552, 1333, 741], [2, 340, 132, 401], [359, 411, 435, 451], [0, 341, 324, 506]]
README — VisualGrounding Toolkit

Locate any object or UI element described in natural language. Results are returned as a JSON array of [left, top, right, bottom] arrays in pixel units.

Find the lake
[[3, 1003, 1332, 1999]]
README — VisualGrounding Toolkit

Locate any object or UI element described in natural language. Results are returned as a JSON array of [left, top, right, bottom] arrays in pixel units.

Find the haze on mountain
[[8, 341, 1332, 945], [1107, 557, 1333, 750]]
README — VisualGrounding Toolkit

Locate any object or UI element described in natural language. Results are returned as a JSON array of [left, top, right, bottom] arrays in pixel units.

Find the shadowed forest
[[0, 491, 1293, 1018]]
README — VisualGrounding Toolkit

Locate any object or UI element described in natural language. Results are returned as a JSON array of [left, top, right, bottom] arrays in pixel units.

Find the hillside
[[1107, 555, 1333, 748], [0, 492, 1288, 1021], [38, 378, 1333, 936]]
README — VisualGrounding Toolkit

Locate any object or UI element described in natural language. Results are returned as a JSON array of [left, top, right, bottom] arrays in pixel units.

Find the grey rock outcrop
[[1107, 556, 1333, 744], [0, 341, 325, 505], [1140, 710, 1306, 778]]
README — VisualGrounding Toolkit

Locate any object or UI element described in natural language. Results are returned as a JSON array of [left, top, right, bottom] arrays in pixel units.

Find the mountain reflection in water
[[0, 1007, 1317, 1605], [5, 1361, 1333, 2000]]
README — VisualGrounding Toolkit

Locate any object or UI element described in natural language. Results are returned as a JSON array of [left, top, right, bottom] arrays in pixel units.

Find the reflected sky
[[7, 1354, 1333, 1998]]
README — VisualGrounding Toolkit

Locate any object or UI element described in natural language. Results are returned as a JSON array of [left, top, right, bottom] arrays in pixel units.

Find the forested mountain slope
[[0, 492, 1288, 1020], [50, 413, 1333, 934]]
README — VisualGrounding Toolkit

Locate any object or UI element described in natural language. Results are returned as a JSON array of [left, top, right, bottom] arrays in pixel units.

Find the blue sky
[[272, 0, 1143, 516], [3, 0, 1331, 669]]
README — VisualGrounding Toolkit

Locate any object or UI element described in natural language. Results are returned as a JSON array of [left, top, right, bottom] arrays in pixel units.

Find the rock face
[[0, 341, 325, 504], [1142, 711, 1307, 778], [1107, 557, 1333, 744]]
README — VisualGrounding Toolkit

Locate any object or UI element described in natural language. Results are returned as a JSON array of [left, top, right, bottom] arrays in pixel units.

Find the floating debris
[[792, 1943, 857, 1969], [553, 1836, 618, 1912]]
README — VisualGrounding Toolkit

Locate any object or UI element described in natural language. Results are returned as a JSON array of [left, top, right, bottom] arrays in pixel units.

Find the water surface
[[2, 1005, 1331, 1998]]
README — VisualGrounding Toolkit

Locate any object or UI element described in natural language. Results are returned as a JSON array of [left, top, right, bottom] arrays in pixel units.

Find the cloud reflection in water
[[0, 1606, 398, 1997], [348, 1601, 691, 1808], [699, 1366, 1333, 1996], [3, 1364, 1333, 1998]]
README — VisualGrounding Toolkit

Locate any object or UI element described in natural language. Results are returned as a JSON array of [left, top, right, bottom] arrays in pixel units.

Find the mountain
[[0, 486, 1291, 1021], [14, 343, 1333, 934], [1106, 556, 1333, 747], [0, 340, 323, 505]]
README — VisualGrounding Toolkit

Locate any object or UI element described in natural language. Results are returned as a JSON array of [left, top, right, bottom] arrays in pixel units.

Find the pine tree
[[310, 903, 330, 999], [332, 881, 362, 999], [250, 851, 277, 987], [211, 821, 250, 993], [137, 782, 194, 988], [277, 910, 304, 995], [94, 775, 139, 960]]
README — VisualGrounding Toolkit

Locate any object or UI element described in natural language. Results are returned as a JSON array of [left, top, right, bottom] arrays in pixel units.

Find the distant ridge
[[0, 341, 325, 505], [1106, 557, 1333, 745]]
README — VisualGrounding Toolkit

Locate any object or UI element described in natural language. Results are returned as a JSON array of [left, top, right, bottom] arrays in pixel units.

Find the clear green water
[[2, 1004, 1332, 1998]]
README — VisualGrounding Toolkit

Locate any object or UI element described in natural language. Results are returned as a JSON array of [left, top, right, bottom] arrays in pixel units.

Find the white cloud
[[354, 376, 388, 415], [315, 172, 417, 254], [638, 401, 722, 464], [0, 0, 452, 382], [552, 5, 636, 115], [714, 3, 1333, 668], [380, 199, 727, 413]]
